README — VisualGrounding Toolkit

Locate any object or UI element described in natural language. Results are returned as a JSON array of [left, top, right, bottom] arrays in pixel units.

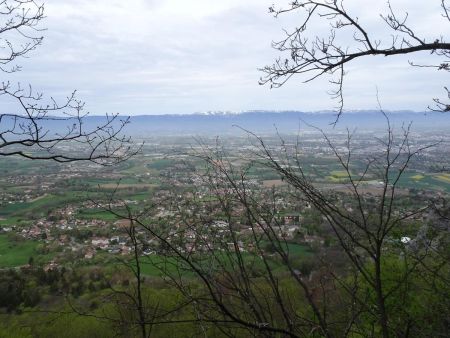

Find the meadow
[[0, 235, 53, 268]]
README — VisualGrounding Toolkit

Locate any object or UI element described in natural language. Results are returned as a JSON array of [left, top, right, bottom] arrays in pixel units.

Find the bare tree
[[238, 116, 449, 337], [260, 0, 450, 121], [66, 194, 214, 338], [0, 0, 138, 164], [0, 0, 44, 73], [118, 118, 449, 337], [0, 85, 138, 164]]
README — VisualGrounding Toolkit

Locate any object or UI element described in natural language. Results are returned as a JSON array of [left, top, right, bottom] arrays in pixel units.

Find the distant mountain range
[[119, 110, 450, 136], [4, 110, 448, 137]]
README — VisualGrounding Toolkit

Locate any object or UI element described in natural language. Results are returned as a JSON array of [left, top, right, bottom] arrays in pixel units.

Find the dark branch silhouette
[[260, 0, 450, 122], [0, 0, 139, 164], [0, 0, 44, 73]]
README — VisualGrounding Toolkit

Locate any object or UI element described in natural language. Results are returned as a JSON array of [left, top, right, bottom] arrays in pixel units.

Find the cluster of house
[[164, 214, 326, 254], [88, 234, 132, 257], [18, 218, 109, 240], [1, 179, 329, 270]]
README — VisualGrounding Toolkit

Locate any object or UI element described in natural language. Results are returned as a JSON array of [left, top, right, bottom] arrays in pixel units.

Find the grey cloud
[[1, 0, 447, 115]]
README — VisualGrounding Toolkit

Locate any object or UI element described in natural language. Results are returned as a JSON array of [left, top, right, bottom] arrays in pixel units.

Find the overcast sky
[[5, 0, 449, 115]]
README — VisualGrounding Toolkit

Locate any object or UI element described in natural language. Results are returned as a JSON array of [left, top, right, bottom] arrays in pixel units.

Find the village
[[1, 132, 448, 274]]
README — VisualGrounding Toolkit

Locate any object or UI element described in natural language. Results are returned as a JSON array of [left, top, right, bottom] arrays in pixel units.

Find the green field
[[330, 170, 349, 178], [0, 235, 52, 268], [321, 170, 450, 192], [327, 170, 350, 183], [284, 242, 313, 256], [77, 209, 120, 221], [434, 173, 450, 184], [0, 217, 22, 226], [0, 158, 61, 175], [0, 194, 83, 218], [393, 172, 450, 192], [147, 159, 178, 170]]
